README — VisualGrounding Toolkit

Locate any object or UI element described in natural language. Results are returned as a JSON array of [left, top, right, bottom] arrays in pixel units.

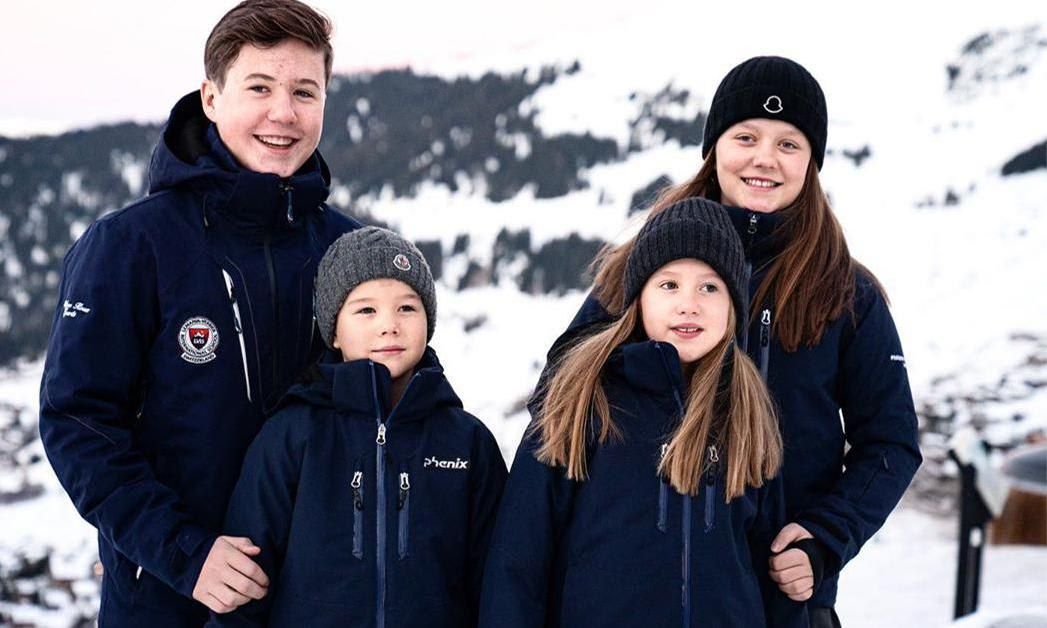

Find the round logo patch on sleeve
[[179, 317, 220, 364]]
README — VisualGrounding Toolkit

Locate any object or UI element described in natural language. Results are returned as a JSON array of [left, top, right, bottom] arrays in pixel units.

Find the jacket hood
[[147, 91, 332, 232], [281, 347, 463, 423]]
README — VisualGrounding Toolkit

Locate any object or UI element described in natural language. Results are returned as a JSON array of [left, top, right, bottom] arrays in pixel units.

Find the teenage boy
[[38, 1, 361, 625]]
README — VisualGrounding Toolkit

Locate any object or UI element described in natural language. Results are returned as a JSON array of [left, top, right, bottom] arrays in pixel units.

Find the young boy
[[209, 227, 507, 627], [38, 2, 361, 625]]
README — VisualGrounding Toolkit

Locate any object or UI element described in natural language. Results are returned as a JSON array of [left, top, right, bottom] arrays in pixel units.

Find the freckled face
[[201, 39, 326, 177]]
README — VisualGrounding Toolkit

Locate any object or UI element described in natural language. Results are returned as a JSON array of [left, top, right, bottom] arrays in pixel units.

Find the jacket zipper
[[704, 445, 719, 532], [759, 308, 772, 381], [682, 494, 692, 628], [658, 443, 669, 533], [221, 269, 252, 402], [371, 362, 387, 628], [351, 469, 364, 559], [739, 281, 751, 354], [398, 471, 411, 559], [656, 343, 692, 628], [370, 366, 420, 628], [263, 235, 279, 398], [740, 212, 759, 353]]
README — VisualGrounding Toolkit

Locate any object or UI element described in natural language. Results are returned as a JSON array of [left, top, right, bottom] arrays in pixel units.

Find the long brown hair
[[532, 301, 781, 500], [594, 155, 884, 350]]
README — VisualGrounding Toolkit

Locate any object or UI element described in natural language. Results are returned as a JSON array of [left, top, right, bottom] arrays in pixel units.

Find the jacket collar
[[723, 203, 787, 266], [607, 340, 687, 407], [147, 92, 331, 234], [286, 347, 462, 423], [606, 340, 734, 440]]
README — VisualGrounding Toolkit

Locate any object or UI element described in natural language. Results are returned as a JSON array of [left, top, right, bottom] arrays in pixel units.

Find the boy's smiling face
[[333, 279, 428, 381], [200, 38, 326, 178]]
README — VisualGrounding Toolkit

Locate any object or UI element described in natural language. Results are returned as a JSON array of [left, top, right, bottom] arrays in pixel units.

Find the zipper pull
[[707, 445, 719, 484], [351, 471, 363, 510], [398, 472, 410, 509], [658, 443, 669, 481], [376, 423, 387, 445], [745, 213, 760, 253], [283, 182, 295, 223], [760, 309, 771, 346]]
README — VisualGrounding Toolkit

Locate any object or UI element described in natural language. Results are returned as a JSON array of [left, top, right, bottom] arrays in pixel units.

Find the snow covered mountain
[[1, 12, 1045, 627]]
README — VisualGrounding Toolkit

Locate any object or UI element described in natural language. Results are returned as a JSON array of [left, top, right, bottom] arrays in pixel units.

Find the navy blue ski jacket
[[207, 349, 507, 628], [534, 204, 922, 609], [38, 92, 361, 626], [479, 340, 808, 628]]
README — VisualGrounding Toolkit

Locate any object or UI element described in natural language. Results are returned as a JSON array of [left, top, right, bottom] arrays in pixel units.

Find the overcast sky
[[2, 0, 633, 135], [2, 1, 1043, 136]]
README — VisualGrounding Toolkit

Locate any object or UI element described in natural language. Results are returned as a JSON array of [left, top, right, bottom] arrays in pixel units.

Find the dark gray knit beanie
[[702, 56, 828, 169], [624, 197, 748, 337], [314, 226, 436, 347]]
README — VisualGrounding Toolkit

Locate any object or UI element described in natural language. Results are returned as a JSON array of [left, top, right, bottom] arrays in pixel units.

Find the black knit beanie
[[624, 197, 748, 338], [702, 56, 828, 169], [314, 226, 437, 347]]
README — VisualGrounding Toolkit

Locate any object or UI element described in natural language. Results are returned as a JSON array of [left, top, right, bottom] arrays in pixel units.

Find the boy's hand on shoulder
[[193, 536, 270, 613], [768, 523, 814, 602]]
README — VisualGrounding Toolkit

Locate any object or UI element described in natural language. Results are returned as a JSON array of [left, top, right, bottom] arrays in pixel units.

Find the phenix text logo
[[423, 456, 469, 470]]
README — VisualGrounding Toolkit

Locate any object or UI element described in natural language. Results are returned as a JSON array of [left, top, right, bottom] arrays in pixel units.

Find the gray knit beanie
[[314, 226, 436, 347], [624, 197, 748, 337]]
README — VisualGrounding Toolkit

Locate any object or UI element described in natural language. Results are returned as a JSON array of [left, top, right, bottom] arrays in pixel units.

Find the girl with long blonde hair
[[480, 198, 807, 628]]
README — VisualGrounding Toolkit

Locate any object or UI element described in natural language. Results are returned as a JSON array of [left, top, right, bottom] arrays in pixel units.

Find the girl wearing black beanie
[[534, 56, 922, 628], [481, 197, 808, 628]]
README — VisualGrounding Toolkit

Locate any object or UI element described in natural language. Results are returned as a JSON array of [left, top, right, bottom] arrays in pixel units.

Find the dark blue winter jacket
[[479, 340, 808, 628], [38, 91, 361, 626], [535, 204, 922, 609], [207, 349, 508, 628]]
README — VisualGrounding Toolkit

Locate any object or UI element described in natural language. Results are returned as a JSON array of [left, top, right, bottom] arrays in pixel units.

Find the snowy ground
[[837, 508, 1047, 627], [4, 355, 1047, 627]]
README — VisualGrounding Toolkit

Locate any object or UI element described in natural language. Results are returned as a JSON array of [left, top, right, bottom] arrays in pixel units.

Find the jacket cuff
[[791, 513, 851, 573], [786, 537, 830, 593], [168, 525, 217, 598]]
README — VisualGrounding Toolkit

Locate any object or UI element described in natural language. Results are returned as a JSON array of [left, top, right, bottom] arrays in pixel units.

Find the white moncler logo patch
[[763, 95, 783, 114], [178, 317, 219, 364], [424, 456, 469, 470], [393, 254, 412, 271]]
